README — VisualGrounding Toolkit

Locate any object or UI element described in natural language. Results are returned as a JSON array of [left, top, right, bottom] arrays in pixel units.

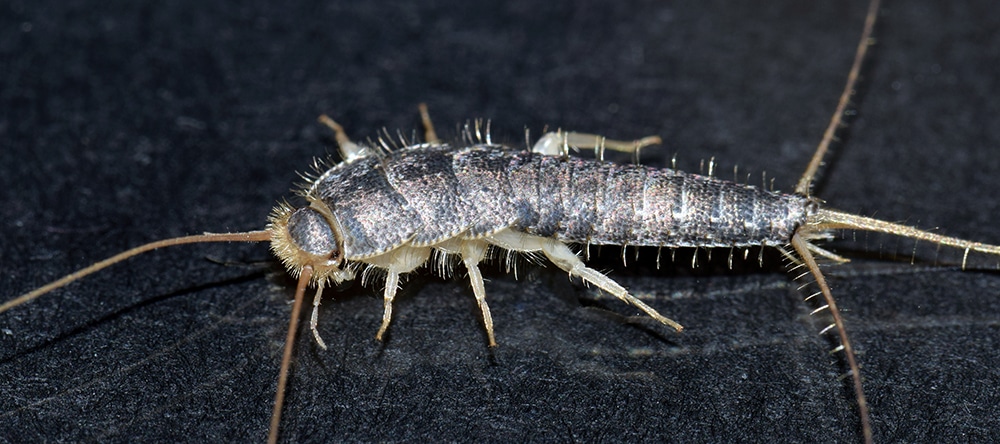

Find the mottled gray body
[[309, 143, 813, 260]]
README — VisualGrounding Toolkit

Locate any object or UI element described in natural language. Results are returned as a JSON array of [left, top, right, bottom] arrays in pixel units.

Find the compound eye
[[286, 207, 340, 261]]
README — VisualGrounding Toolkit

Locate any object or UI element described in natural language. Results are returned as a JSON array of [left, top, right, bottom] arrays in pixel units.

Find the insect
[[3, 0, 998, 442]]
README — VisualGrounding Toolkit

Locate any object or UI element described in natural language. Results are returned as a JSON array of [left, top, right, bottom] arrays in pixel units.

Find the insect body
[[269, 117, 813, 351]]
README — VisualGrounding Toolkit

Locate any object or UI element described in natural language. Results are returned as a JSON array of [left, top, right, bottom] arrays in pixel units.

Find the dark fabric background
[[3, 1, 999, 442]]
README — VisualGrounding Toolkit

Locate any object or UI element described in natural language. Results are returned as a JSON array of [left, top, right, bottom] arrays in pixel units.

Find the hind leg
[[532, 130, 661, 161], [486, 229, 683, 332]]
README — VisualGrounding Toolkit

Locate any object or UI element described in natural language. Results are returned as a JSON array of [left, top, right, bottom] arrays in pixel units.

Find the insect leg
[[458, 239, 496, 346], [417, 103, 440, 144], [317, 114, 373, 161], [309, 282, 328, 349], [539, 238, 683, 332], [376, 270, 401, 341], [486, 229, 683, 332], [362, 246, 432, 341], [531, 130, 661, 161]]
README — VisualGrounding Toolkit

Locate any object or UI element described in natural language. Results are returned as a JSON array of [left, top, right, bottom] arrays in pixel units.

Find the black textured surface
[[3, 1, 1000, 442]]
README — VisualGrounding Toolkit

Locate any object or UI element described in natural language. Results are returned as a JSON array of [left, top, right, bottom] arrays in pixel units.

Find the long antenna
[[1, 230, 271, 314], [268, 265, 312, 444]]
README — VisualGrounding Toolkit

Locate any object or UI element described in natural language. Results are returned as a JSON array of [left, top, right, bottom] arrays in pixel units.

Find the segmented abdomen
[[309, 144, 812, 259], [496, 149, 811, 248]]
